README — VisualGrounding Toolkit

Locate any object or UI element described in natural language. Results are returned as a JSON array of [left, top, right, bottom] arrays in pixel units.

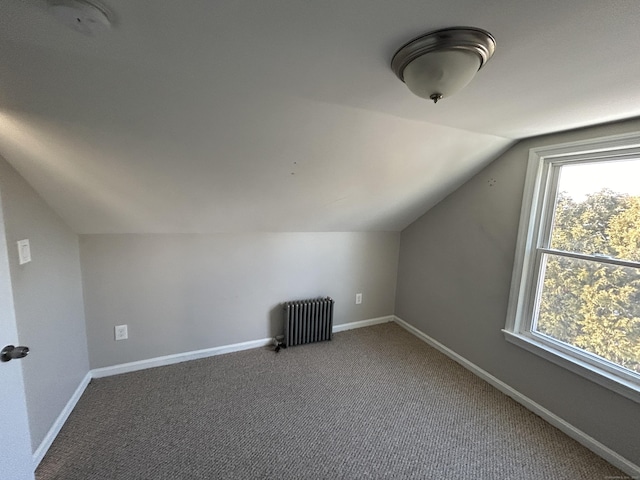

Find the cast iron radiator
[[283, 297, 334, 347]]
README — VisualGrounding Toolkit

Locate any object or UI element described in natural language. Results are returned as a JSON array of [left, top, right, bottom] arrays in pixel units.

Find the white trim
[[91, 337, 274, 378], [529, 130, 640, 159], [332, 315, 394, 333], [504, 147, 546, 333], [393, 316, 640, 478], [33, 372, 91, 468]]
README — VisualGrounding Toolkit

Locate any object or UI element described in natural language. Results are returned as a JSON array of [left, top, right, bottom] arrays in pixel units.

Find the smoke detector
[[48, 0, 112, 36]]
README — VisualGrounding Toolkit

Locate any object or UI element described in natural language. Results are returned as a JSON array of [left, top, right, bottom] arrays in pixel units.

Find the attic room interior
[[1, 1, 639, 479]]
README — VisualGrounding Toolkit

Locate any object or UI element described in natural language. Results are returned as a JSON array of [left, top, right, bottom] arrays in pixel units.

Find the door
[[0, 201, 34, 479]]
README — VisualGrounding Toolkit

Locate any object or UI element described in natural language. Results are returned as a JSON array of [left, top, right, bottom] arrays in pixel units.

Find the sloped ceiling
[[0, 1, 639, 233]]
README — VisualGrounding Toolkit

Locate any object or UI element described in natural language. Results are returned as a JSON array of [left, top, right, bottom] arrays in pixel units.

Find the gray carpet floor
[[36, 323, 628, 479]]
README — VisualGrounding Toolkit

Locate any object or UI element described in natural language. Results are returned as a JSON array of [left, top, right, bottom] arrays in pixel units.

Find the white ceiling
[[1, 1, 639, 233]]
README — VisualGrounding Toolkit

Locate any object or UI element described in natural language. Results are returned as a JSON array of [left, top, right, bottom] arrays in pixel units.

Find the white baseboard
[[333, 315, 394, 333], [33, 371, 91, 468], [91, 337, 274, 379], [92, 315, 394, 379], [393, 315, 640, 478]]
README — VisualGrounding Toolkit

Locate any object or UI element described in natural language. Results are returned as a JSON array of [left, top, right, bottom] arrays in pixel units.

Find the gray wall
[[0, 156, 89, 452], [80, 232, 400, 369], [395, 118, 640, 466]]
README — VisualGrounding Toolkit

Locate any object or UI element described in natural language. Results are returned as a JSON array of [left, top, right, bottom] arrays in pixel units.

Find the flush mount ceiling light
[[48, 0, 112, 36], [391, 27, 495, 103]]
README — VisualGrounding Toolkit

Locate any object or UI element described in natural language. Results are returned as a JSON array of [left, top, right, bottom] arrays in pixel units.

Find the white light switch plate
[[17, 239, 31, 265]]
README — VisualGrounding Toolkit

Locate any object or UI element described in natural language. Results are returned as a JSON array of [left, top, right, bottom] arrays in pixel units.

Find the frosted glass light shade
[[402, 49, 481, 101], [391, 27, 495, 103]]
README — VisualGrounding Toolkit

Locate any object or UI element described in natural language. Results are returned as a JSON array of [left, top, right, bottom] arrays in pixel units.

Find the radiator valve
[[273, 336, 286, 353]]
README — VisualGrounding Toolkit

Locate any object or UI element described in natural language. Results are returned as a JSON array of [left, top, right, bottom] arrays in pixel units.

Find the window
[[504, 132, 640, 402]]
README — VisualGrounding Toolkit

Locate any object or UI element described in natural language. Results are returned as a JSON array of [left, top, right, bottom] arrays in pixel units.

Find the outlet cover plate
[[115, 324, 128, 341]]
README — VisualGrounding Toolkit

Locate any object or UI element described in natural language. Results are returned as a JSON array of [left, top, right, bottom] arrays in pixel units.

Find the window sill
[[502, 329, 640, 404]]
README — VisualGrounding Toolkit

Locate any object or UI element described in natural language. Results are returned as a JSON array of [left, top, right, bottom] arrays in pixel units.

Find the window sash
[[527, 251, 640, 384], [523, 329, 640, 385], [504, 131, 640, 403], [537, 248, 640, 270]]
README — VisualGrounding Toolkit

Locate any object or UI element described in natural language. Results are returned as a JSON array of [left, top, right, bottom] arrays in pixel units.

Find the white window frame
[[504, 131, 640, 404]]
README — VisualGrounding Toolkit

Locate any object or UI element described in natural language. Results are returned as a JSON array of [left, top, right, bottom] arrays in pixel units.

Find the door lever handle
[[1, 345, 29, 362]]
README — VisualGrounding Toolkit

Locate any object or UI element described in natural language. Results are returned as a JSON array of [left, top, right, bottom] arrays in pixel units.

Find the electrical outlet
[[355, 293, 362, 305], [114, 324, 128, 341]]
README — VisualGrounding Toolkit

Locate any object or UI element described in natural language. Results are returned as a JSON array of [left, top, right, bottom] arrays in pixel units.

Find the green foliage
[[609, 197, 640, 262], [537, 189, 640, 374]]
